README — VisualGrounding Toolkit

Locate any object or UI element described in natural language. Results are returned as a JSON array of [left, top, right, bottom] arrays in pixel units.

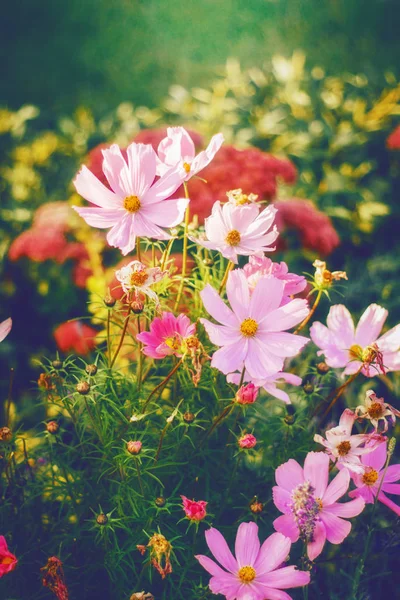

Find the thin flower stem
[[151, 243, 156, 267], [155, 398, 184, 462], [136, 236, 142, 262], [137, 316, 143, 395], [135, 458, 145, 497], [110, 307, 131, 368], [6, 368, 15, 426], [141, 358, 184, 413], [219, 261, 234, 295], [294, 289, 323, 335], [174, 181, 190, 311], [201, 403, 234, 445], [318, 365, 363, 420], [83, 396, 104, 445], [106, 309, 111, 368], [160, 237, 175, 271]]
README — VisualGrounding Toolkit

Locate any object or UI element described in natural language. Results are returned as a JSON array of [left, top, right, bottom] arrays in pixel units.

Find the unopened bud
[[104, 295, 116, 308], [0, 427, 12, 443], [76, 381, 91, 395], [388, 437, 396, 458], [85, 364, 98, 376], [155, 496, 166, 507], [302, 382, 314, 394], [52, 360, 63, 370], [131, 300, 144, 314], [203, 258, 214, 267], [238, 433, 257, 449], [130, 593, 154, 600], [127, 440, 142, 455], [96, 513, 108, 525], [183, 412, 195, 423], [46, 421, 59, 435], [249, 499, 264, 514], [316, 361, 330, 375], [284, 414, 296, 425]]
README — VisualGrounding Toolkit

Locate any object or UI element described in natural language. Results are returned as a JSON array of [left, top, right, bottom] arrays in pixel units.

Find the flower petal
[[125, 142, 157, 197], [199, 320, 239, 346], [190, 133, 224, 175], [272, 486, 292, 514], [141, 198, 189, 227], [254, 532, 292, 575], [107, 213, 135, 255], [303, 452, 330, 498], [101, 144, 130, 197], [327, 304, 355, 348], [355, 304, 387, 347], [307, 520, 326, 560], [204, 527, 238, 573], [261, 299, 309, 331], [275, 459, 304, 492], [378, 492, 400, 516], [323, 497, 365, 518], [211, 340, 248, 375], [226, 270, 250, 321], [200, 284, 238, 327], [73, 206, 123, 229], [0, 318, 12, 343], [234, 522, 260, 568], [322, 468, 350, 505], [249, 277, 285, 322], [320, 512, 351, 544], [258, 565, 310, 589], [273, 514, 300, 543], [74, 165, 121, 208], [195, 555, 229, 577]]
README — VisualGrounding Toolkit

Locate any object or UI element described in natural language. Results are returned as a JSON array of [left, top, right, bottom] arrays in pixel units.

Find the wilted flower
[[349, 439, 400, 516], [235, 383, 259, 405], [238, 433, 257, 449], [355, 389, 400, 432], [196, 523, 310, 599], [137, 312, 196, 359], [310, 303, 400, 377], [115, 260, 166, 304], [201, 270, 309, 379], [191, 201, 278, 264], [41, 556, 69, 600], [0, 536, 17, 578], [229, 370, 302, 404], [226, 188, 258, 206], [273, 452, 365, 560], [0, 318, 12, 343], [312, 259, 347, 290], [138, 533, 172, 579], [74, 142, 188, 255], [156, 126, 223, 180], [314, 409, 383, 473], [181, 496, 208, 521], [243, 254, 306, 301]]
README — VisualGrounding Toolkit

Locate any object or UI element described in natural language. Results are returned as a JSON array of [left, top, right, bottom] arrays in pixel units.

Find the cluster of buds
[[290, 481, 320, 543], [226, 188, 258, 206], [137, 532, 172, 579], [355, 390, 400, 432], [235, 383, 259, 405], [181, 495, 207, 522], [41, 556, 69, 600], [313, 259, 347, 291]]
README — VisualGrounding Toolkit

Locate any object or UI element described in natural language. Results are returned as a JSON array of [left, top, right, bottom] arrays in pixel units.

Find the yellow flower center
[[165, 336, 181, 351], [240, 318, 258, 337], [130, 271, 149, 287], [183, 162, 191, 173], [368, 402, 384, 420], [337, 441, 351, 456], [349, 344, 363, 361], [362, 468, 379, 486], [124, 195, 141, 213], [238, 565, 256, 583], [315, 497, 323, 511], [225, 229, 241, 246]]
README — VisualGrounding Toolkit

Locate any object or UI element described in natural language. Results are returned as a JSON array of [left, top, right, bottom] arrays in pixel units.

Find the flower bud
[[104, 295, 116, 308], [130, 593, 154, 600], [0, 427, 12, 443], [302, 381, 314, 394], [96, 513, 108, 525], [85, 364, 98, 376], [238, 433, 257, 449], [52, 360, 63, 370], [249, 499, 264, 514], [76, 381, 91, 395], [183, 411, 195, 423], [203, 258, 214, 267], [155, 496, 166, 508], [127, 440, 142, 455], [131, 300, 144, 314], [236, 383, 259, 405], [181, 495, 207, 521], [316, 361, 330, 375], [46, 421, 59, 435]]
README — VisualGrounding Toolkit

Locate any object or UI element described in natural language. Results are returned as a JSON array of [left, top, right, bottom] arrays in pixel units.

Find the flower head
[[226, 188, 258, 206], [229, 370, 302, 404], [314, 409, 383, 473], [0, 318, 12, 343], [310, 304, 400, 377], [349, 439, 400, 516], [192, 201, 278, 264], [196, 522, 310, 599], [41, 556, 69, 600], [235, 383, 259, 405], [238, 433, 257, 449], [243, 254, 306, 301], [355, 390, 400, 432], [200, 270, 309, 380], [142, 533, 172, 579], [181, 496, 208, 521], [0, 536, 17, 578], [136, 312, 196, 359], [312, 259, 347, 290], [115, 260, 166, 304], [127, 440, 142, 455], [156, 127, 223, 180], [273, 452, 365, 560], [74, 142, 189, 255]]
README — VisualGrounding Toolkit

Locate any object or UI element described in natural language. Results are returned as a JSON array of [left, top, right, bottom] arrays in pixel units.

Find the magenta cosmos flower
[[243, 255, 306, 301], [228, 370, 302, 404], [310, 304, 400, 377], [136, 312, 196, 359], [273, 451, 365, 560], [0, 536, 17, 578], [196, 522, 310, 600], [193, 202, 278, 263], [314, 408, 384, 474], [200, 270, 309, 380], [0, 318, 12, 343], [73, 142, 188, 255], [156, 126, 224, 180], [349, 439, 400, 516]]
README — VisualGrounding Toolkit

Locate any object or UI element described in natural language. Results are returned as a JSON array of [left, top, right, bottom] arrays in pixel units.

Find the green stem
[[294, 289, 323, 335], [174, 181, 190, 311], [219, 261, 234, 295], [110, 307, 131, 368], [135, 458, 145, 497], [137, 316, 143, 395], [317, 365, 363, 420], [141, 358, 184, 413]]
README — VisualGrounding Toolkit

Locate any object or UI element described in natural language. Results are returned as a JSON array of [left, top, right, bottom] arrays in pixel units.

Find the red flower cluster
[[274, 198, 340, 255], [386, 125, 400, 150], [9, 202, 91, 288], [54, 321, 97, 355]]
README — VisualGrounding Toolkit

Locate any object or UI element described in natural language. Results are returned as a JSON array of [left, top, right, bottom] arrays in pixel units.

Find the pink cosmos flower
[[238, 433, 257, 449], [196, 522, 310, 600], [73, 142, 189, 255], [200, 270, 309, 380], [181, 496, 208, 521], [314, 409, 383, 474], [243, 255, 306, 301], [115, 260, 166, 304], [0, 536, 17, 578], [273, 451, 365, 560], [0, 318, 12, 343], [192, 202, 278, 264], [310, 304, 400, 377], [136, 312, 196, 359], [349, 439, 400, 516], [355, 389, 400, 432], [235, 383, 259, 405], [228, 370, 302, 404], [156, 127, 224, 180]]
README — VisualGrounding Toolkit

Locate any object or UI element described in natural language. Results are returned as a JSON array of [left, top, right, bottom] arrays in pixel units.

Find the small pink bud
[[127, 440, 142, 455], [238, 433, 257, 449], [236, 383, 259, 405], [181, 495, 207, 521]]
